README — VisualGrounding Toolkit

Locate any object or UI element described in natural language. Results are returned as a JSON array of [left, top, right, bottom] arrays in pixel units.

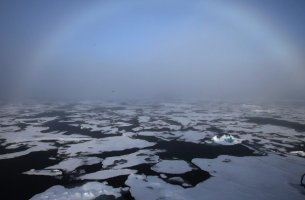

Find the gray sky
[[1, 0, 305, 101]]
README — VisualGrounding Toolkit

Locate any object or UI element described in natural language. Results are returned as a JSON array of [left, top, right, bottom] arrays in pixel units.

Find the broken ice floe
[[46, 157, 102, 173], [151, 160, 193, 174], [58, 136, 155, 157], [30, 181, 122, 200], [0, 126, 91, 159], [191, 154, 305, 200], [0, 142, 56, 160], [102, 149, 161, 169], [125, 174, 186, 200], [78, 169, 137, 180], [135, 130, 211, 143], [138, 116, 151, 123], [125, 154, 305, 200]]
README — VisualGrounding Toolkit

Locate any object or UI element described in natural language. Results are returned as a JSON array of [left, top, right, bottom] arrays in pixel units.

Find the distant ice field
[[0, 102, 304, 199]]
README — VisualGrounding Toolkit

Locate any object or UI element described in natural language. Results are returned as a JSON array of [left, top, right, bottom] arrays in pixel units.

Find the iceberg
[[212, 134, 242, 145]]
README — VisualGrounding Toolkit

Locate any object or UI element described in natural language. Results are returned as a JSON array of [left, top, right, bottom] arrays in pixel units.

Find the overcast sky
[[1, 0, 305, 101]]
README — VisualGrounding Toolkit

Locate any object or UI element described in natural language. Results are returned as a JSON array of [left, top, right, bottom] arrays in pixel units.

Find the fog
[[1, 0, 305, 102]]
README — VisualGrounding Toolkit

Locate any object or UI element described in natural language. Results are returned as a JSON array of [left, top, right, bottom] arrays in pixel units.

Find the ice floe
[[78, 169, 136, 180], [176, 131, 211, 144], [138, 116, 151, 123], [23, 169, 63, 177], [102, 149, 161, 169], [135, 130, 211, 143], [0, 126, 91, 159], [126, 174, 185, 200], [30, 181, 122, 200], [126, 155, 305, 200], [151, 160, 193, 174], [191, 154, 305, 200], [46, 157, 102, 172], [0, 142, 56, 160], [58, 136, 155, 157]]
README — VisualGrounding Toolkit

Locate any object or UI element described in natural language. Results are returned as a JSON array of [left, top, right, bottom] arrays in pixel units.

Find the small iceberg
[[212, 135, 242, 145]]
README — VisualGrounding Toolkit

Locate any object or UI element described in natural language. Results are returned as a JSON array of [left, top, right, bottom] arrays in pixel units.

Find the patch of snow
[[151, 160, 193, 174]]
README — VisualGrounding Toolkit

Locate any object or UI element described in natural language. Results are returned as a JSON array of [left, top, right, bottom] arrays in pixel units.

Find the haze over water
[[0, 0, 305, 101]]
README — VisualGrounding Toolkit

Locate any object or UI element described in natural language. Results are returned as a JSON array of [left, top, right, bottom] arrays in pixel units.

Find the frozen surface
[[102, 149, 161, 169], [58, 136, 155, 157], [0, 102, 305, 199], [79, 169, 137, 180], [46, 157, 102, 172], [151, 160, 193, 174], [23, 169, 63, 176], [126, 155, 305, 200], [0, 126, 91, 159], [192, 154, 305, 200], [176, 130, 212, 143], [126, 174, 186, 200], [30, 181, 122, 200], [0, 142, 56, 160]]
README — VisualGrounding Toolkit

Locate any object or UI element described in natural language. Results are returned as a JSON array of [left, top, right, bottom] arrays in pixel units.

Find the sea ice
[[102, 149, 161, 169], [151, 160, 193, 174], [125, 174, 185, 200], [23, 169, 63, 176], [30, 181, 122, 200], [46, 157, 102, 172], [126, 155, 305, 200], [58, 136, 156, 157], [78, 169, 136, 180]]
